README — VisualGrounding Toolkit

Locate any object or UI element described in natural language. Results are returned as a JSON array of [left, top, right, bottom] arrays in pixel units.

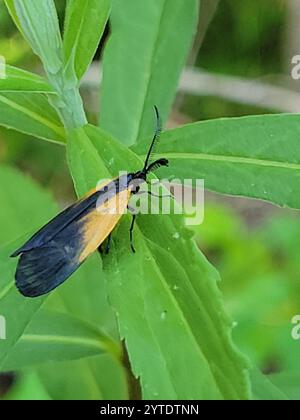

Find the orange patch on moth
[[78, 189, 132, 262]]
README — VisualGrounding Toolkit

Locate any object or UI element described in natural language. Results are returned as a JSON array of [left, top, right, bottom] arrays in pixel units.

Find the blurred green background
[[0, 0, 299, 399]]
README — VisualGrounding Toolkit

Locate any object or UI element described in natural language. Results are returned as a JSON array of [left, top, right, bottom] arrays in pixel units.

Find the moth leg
[[129, 215, 137, 253], [147, 191, 172, 199], [135, 190, 172, 199], [97, 234, 112, 255], [105, 233, 112, 255], [127, 204, 136, 214]]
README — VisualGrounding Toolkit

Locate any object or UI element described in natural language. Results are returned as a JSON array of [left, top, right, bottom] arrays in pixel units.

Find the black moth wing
[[10, 190, 100, 257], [15, 222, 85, 297], [12, 177, 130, 298]]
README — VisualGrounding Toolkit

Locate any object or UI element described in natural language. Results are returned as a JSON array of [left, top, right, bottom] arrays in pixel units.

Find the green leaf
[[134, 114, 300, 210], [0, 165, 59, 371], [4, 0, 24, 36], [2, 310, 120, 371], [46, 254, 118, 337], [67, 126, 109, 196], [269, 371, 300, 401], [63, 0, 111, 81], [66, 124, 251, 400], [41, 255, 128, 400], [0, 165, 123, 401], [5, 1, 87, 130], [0, 164, 58, 246], [0, 92, 65, 143], [0, 242, 45, 372], [4, 372, 51, 400], [100, 0, 199, 146], [12, 0, 63, 76], [38, 355, 128, 400], [251, 369, 289, 401], [0, 66, 54, 93]]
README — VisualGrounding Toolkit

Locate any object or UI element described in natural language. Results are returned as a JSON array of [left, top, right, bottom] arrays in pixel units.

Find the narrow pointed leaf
[[2, 310, 120, 371], [63, 0, 111, 81], [134, 114, 300, 210], [100, 0, 199, 146], [0, 66, 54, 93], [4, 0, 24, 36], [0, 92, 65, 143], [12, 0, 63, 76]]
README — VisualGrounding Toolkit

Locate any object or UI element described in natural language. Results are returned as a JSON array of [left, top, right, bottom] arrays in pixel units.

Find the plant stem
[[48, 72, 87, 131]]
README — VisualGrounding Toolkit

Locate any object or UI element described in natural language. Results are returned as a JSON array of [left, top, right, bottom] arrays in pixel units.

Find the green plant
[[0, 0, 296, 400]]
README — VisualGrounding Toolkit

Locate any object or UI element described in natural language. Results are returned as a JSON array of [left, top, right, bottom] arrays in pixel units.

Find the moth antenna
[[143, 105, 162, 173]]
